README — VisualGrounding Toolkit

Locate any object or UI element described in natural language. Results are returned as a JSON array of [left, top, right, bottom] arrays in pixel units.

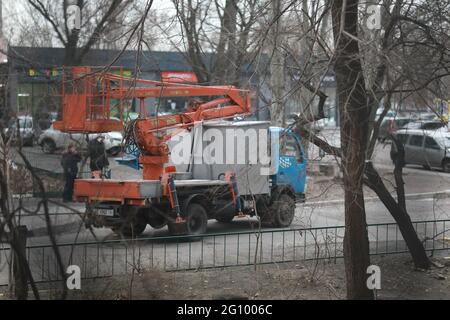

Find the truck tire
[[113, 222, 147, 238], [215, 203, 236, 223], [112, 206, 147, 237], [271, 193, 296, 228], [168, 203, 208, 236], [255, 198, 272, 225], [148, 212, 168, 230], [216, 215, 235, 223]]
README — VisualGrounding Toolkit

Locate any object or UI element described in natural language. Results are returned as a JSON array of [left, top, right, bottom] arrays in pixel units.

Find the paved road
[[9, 136, 450, 247]]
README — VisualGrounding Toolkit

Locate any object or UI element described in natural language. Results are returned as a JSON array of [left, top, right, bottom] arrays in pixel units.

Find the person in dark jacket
[[61, 144, 82, 203], [88, 136, 110, 179]]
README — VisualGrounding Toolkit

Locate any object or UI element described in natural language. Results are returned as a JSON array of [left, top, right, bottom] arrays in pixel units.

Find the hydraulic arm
[[54, 66, 252, 180]]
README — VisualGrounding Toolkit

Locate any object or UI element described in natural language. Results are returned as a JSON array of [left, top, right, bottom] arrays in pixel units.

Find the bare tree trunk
[[298, 124, 432, 271], [270, 0, 285, 127], [332, 0, 374, 300], [365, 153, 431, 269], [214, 0, 238, 84]]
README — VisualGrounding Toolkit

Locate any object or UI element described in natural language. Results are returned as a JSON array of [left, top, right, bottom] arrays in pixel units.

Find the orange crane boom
[[54, 66, 252, 180]]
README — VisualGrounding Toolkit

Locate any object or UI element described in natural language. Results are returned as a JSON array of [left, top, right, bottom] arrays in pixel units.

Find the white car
[[38, 125, 123, 156]]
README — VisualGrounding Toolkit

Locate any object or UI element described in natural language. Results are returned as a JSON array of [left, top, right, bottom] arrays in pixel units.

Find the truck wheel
[[113, 221, 147, 238], [113, 206, 147, 237], [148, 213, 168, 230], [255, 198, 272, 225], [215, 203, 236, 223], [271, 194, 296, 228], [216, 215, 235, 223], [186, 203, 208, 235], [168, 203, 208, 236]]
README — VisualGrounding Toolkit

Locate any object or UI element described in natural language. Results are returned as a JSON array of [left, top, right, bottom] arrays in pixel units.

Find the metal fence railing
[[1, 219, 449, 287]]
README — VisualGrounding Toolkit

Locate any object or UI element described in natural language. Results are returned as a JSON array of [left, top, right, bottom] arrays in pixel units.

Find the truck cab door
[[275, 132, 307, 194]]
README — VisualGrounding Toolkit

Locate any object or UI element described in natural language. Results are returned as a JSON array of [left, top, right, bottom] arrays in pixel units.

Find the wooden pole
[[12, 226, 28, 300]]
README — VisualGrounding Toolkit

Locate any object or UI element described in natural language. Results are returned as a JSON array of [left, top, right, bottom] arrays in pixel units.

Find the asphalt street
[[10, 130, 450, 243]]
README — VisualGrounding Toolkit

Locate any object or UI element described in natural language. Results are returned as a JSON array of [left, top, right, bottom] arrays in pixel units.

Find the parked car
[[391, 129, 450, 172], [378, 117, 414, 141], [400, 120, 447, 131], [376, 108, 398, 119], [4, 116, 35, 146], [413, 113, 437, 121], [38, 125, 123, 155]]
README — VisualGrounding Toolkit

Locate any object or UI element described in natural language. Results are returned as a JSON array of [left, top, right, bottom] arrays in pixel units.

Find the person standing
[[61, 144, 82, 203], [88, 136, 110, 179]]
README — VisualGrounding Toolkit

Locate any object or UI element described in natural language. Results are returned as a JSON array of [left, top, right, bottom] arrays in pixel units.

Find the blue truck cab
[[270, 127, 307, 200]]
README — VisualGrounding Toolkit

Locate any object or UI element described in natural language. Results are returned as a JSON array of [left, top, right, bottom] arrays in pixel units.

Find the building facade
[[7, 47, 266, 120], [6, 46, 337, 127]]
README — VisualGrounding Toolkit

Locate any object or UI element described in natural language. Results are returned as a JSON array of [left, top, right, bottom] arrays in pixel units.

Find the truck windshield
[[281, 134, 303, 163]]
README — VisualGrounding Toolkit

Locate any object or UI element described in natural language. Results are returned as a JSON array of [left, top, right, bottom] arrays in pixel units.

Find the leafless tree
[[171, 0, 262, 84], [21, 0, 136, 65], [293, 0, 450, 299]]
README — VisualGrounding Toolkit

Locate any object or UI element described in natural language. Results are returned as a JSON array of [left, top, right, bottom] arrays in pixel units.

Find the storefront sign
[[28, 68, 60, 79]]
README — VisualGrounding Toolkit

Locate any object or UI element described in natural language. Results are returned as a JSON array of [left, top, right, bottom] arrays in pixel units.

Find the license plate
[[98, 209, 115, 217]]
